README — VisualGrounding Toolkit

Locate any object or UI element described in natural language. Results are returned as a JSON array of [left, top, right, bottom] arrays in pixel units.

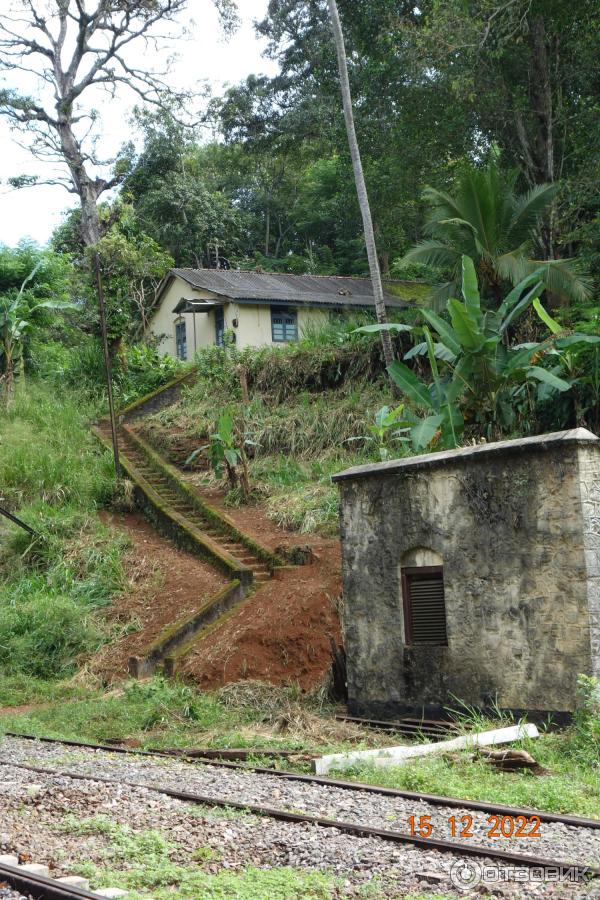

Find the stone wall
[[334, 429, 600, 718], [580, 444, 600, 680]]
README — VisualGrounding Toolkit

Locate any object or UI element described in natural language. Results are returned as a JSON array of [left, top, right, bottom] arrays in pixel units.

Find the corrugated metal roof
[[170, 268, 408, 309]]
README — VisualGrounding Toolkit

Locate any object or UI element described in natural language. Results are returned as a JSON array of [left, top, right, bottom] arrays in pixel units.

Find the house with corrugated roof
[[147, 268, 408, 359]]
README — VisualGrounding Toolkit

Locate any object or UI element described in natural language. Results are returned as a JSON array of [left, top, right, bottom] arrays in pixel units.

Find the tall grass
[[0, 381, 114, 510], [0, 381, 126, 680]]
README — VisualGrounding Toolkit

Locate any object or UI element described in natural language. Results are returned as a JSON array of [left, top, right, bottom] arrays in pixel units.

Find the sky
[[0, 0, 277, 247]]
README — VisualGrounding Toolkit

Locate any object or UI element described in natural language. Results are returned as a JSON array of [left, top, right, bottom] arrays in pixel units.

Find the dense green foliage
[[404, 155, 590, 307], [376, 258, 600, 446]]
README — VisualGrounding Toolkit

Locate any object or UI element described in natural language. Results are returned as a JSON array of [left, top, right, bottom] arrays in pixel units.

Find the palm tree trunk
[[327, 0, 395, 368]]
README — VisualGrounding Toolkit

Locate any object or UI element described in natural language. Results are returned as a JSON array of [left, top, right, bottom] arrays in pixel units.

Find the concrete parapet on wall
[[333, 428, 600, 719]]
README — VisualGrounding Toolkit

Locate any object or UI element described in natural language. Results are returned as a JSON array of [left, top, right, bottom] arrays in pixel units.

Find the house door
[[215, 307, 224, 346], [175, 319, 187, 360]]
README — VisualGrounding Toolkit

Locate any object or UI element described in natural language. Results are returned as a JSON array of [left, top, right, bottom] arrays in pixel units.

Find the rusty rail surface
[[0, 861, 105, 900]]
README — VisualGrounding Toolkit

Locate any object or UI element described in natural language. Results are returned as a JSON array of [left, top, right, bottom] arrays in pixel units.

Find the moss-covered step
[[122, 424, 284, 571], [129, 579, 247, 678], [92, 425, 252, 585], [118, 367, 197, 422], [161, 581, 261, 676]]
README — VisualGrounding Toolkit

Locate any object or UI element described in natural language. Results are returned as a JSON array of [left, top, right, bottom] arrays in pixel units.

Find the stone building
[[333, 429, 600, 720]]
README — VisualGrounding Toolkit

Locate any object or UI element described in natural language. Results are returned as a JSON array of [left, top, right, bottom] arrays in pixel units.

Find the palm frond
[[402, 240, 461, 270], [531, 258, 593, 302], [422, 187, 467, 226], [496, 252, 533, 285], [426, 280, 458, 313], [507, 183, 559, 246]]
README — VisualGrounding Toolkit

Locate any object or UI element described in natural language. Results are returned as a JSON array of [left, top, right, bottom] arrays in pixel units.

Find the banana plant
[[357, 256, 599, 448], [529, 297, 600, 418], [186, 405, 253, 500], [0, 263, 75, 405]]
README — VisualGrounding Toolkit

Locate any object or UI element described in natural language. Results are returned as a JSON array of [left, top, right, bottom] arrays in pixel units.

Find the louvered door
[[401, 566, 448, 645]]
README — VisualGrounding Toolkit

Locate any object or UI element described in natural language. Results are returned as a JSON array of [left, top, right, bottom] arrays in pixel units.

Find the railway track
[[0, 860, 103, 900], [1, 732, 598, 886], [5, 731, 598, 830]]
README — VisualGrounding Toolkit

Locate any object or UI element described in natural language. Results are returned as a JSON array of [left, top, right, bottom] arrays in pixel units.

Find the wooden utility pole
[[94, 254, 121, 479], [327, 0, 395, 368]]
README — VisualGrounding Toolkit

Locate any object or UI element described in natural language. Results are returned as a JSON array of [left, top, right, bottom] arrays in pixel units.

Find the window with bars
[[271, 307, 298, 342], [401, 566, 448, 646], [175, 320, 187, 360]]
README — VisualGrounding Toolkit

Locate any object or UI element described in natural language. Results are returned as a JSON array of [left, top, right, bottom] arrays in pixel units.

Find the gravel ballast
[[0, 736, 598, 898]]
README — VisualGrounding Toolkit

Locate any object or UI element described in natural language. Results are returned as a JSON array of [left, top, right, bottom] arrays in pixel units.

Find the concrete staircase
[[115, 426, 272, 585], [98, 421, 276, 585], [93, 414, 286, 676]]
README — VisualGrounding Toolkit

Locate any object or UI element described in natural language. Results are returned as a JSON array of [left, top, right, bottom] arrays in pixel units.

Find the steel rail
[[335, 714, 457, 736], [0, 861, 104, 900], [0, 758, 597, 880], [4, 731, 599, 831], [0, 505, 38, 537]]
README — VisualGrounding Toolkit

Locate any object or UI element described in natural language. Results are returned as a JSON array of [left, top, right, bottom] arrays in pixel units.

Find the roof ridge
[[173, 267, 381, 281]]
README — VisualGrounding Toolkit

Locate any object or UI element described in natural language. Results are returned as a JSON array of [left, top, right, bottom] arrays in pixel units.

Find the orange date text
[[407, 814, 541, 839]]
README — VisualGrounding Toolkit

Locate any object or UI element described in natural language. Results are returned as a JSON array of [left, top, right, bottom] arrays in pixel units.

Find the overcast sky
[[0, 0, 276, 247]]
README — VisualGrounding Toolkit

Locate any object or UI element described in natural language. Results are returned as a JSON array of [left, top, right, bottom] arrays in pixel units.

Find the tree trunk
[[327, 0, 395, 369], [3, 345, 14, 407], [265, 204, 271, 257], [55, 120, 121, 475]]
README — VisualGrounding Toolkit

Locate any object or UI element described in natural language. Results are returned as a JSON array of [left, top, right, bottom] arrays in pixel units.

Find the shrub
[[30, 338, 183, 408]]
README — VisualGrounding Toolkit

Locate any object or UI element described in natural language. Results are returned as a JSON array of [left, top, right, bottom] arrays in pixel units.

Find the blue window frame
[[215, 306, 225, 346], [271, 307, 298, 342], [175, 319, 187, 360]]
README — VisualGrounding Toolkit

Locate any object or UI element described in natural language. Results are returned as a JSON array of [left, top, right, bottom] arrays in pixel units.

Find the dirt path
[[175, 475, 343, 690], [181, 539, 342, 690], [94, 499, 342, 690]]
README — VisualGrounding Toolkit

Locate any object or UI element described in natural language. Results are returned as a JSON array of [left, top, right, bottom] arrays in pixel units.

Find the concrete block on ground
[[20, 863, 50, 877], [56, 876, 91, 889], [93, 889, 129, 898], [0, 855, 19, 866]]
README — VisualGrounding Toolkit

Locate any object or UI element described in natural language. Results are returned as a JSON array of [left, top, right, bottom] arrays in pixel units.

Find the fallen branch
[[477, 747, 549, 775]]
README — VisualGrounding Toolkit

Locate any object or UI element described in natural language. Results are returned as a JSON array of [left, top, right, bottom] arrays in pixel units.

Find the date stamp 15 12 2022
[[407, 814, 541, 839]]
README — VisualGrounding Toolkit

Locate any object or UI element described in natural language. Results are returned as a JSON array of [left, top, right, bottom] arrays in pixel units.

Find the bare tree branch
[[0, 0, 235, 244]]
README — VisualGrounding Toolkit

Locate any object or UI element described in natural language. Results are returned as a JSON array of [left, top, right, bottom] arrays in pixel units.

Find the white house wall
[[233, 304, 329, 350], [148, 274, 333, 357], [148, 278, 219, 358]]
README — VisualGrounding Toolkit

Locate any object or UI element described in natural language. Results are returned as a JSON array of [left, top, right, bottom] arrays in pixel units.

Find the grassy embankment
[[137, 330, 408, 536], [0, 382, 128, 692]]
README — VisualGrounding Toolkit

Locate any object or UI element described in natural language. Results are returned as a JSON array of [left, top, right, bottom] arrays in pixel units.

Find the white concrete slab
[[313, 723, 540, 774]]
